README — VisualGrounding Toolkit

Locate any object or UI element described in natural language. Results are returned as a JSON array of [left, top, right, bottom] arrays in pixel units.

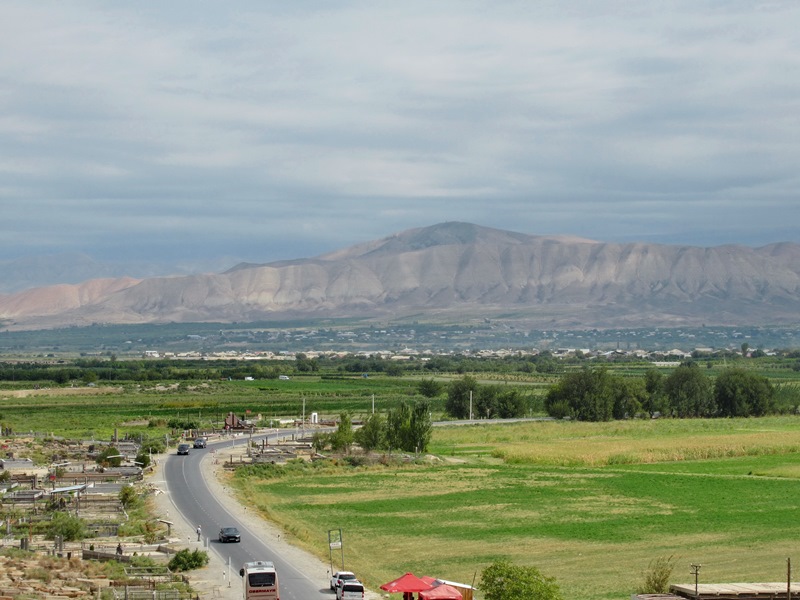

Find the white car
[[330, 571, 357, 591], [337, 581, 365, 600]]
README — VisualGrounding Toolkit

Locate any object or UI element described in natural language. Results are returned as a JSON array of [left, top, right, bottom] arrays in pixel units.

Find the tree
[[119, 484, 139, 509], [544, 368, 618, 422], [476, 385, 502, 419], [715, 368, 774, 417], [446, 376, 478, 419], [664, 363, 714, 417], [135, 450, 151, 469], [480, 560, 563, 600], [418, 378, 443, 398], [47, 512, 87, 541], [385, 363, 404, 377], [96, 446, 123, 468], [386, 400, 433, 453], [81, 370, 99, 385], [330, 413, 354, 453], [409, 399, 433, 453], [496, 387, 527, 418], [386, 402, 408, 452], [644, 369, 666, 416], [354, 412, 386, 452], [311, 431, 332, 453], [612, 377, 645, 420]]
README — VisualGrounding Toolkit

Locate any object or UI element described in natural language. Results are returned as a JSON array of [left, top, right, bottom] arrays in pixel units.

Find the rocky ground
[[0, 552, 105, 599]]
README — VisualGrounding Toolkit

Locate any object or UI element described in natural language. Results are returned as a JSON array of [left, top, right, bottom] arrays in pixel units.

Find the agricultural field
[[2, 358, 800, 600], [226, 417, 800, 600], [0, 375, 450, 439]]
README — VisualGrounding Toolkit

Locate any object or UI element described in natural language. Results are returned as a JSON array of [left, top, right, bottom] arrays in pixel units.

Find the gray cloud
[[1, 0, 798, 270]]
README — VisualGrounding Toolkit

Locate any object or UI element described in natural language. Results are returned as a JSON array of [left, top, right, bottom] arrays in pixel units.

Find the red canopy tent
[[418, 584, 464, 600], [380, 572, 434, 600]]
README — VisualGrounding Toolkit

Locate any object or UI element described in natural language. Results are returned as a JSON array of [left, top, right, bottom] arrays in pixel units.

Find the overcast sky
[[2, 1, 799, 270]]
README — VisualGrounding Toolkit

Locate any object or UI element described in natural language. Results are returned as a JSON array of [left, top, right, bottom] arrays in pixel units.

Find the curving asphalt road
[[163, 431, 330, 600], [163, 418, 542, 598]]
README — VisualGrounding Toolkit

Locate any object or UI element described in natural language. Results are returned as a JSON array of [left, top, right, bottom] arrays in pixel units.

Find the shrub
[[638, 555, 676, 594], [480, 560, 563, 600], [168, 548, 209, 572], [46, 512, 87, 541], [24, 567, 51, 583], [119, 484, 139, 509]]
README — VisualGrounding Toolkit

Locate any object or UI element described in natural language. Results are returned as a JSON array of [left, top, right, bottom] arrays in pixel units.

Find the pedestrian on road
[[196, 525, 202, 541]]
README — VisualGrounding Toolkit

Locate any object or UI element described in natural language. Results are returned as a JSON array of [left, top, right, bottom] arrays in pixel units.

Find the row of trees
[[313, 400, 433, 454], [444, 376, 529, 419], [544, 364, 777, 421]]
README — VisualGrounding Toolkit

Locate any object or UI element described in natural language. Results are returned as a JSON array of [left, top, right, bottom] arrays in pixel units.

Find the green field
[[229, 417, 800, 600], [0, 376, 449, 438], [4, 364, 800, 599]]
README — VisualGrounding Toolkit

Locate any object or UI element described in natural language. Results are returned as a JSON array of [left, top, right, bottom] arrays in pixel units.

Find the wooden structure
[[224, 412, 246, 430], [670, 582, 800, 599]]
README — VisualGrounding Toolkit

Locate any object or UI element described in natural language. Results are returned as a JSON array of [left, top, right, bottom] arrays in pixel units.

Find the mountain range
[[1, 222, 798, 331]]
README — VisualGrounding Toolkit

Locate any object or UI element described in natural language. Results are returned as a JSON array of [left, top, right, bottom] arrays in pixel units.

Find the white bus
[[239, 560, 279, 600]]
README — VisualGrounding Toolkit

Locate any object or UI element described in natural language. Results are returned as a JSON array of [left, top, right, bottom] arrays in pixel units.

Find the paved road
[[163, 431, 331, 600]]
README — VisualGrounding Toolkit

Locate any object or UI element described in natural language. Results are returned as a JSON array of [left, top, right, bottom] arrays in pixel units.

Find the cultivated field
[[227, 417, 800, 600], [3, 365, 800, 600]]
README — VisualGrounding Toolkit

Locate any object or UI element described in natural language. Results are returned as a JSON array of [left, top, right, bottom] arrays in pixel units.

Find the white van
[[337, 581, 365, 600]]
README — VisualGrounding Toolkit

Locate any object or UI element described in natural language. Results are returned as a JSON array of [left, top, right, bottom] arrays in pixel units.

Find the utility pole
[[690, 564, 701, 600], [788, 557, 792, 600]]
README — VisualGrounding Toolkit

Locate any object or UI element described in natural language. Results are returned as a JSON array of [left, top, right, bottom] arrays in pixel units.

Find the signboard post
[[328, 528, 344, 574]]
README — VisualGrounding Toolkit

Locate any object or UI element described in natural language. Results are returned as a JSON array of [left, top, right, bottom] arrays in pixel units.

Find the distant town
[[3, 321, 797, 358]]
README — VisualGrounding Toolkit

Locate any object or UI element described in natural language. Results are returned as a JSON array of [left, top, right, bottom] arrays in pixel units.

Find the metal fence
[[110, 587, 193, 600]]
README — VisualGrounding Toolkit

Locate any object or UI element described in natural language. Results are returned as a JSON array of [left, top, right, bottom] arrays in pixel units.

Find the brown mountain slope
[[1, 222, 798, 330]]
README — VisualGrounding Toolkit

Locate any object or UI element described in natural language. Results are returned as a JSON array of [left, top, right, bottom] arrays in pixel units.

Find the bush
[[168, 548, 209, 572], [638, 555, 676, 594], [480, 560, 563, 600], [46, 512, 87, 541], [96, 446, 123, 467], [119, 484, 139, 509]]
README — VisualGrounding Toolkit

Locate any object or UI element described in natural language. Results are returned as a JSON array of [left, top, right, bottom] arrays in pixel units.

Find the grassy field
[[228, 417, 800, 600], [4, 368, 800, 599]]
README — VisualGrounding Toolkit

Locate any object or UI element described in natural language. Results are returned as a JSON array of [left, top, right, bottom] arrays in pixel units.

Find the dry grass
[[432, 418, 800, 466]]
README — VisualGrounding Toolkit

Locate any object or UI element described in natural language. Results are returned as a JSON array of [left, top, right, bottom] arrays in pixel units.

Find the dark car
[[219, 526, 241, 543], [193, 438, 207, 449], [177, 443, 190, 455]]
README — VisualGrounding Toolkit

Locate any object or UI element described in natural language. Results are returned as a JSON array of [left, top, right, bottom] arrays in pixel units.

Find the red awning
[[419, 584, 464, 600], [380, 572, 434, 593]]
